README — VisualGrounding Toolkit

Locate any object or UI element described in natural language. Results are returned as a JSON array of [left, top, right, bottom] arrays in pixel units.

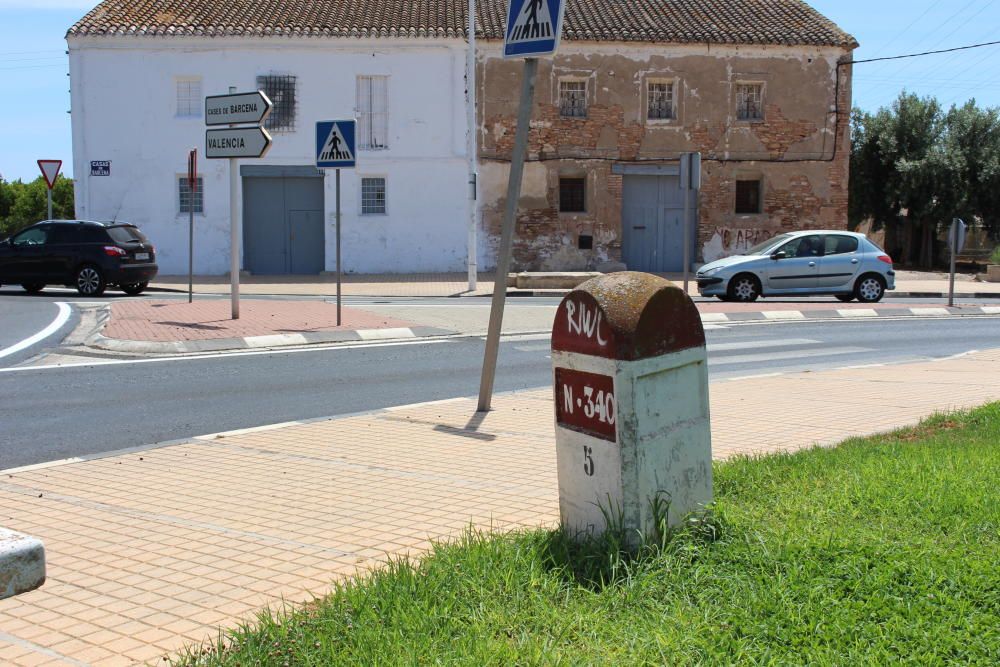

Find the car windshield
[[745, 234, 791, 256], [106, 226, 149, 244]]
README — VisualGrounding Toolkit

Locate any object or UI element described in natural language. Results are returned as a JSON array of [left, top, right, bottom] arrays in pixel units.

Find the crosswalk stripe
[[910, 307, 950, 316], [981, 306, 1000, 315], [762, 311, 806, 320], [707, 338, 819, 353], [708, 346, 871, 366], [700, 313, 730, 322], [837, 308, 878, 318]]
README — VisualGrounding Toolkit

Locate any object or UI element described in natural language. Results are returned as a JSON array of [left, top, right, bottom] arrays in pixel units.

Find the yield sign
[[37, 160, 62, 190]]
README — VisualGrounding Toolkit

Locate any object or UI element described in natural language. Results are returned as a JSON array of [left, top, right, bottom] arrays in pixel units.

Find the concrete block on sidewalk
[[0, 528, 45, 600]]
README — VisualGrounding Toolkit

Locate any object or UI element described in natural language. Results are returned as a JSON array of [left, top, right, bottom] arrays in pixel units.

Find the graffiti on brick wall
[[702, 228, 771, 263]]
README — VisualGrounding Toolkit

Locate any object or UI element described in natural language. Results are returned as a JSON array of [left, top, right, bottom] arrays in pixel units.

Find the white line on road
[[707, 338, 819, 353], [0, 302, 72, 360], [708, 346, 872, 366]]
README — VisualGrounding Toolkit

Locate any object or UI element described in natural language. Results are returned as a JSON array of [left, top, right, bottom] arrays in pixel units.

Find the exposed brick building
[[477, 1, 856, 271]]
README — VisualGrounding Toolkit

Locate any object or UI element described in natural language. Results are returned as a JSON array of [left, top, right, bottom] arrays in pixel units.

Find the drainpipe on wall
[[466, 0, 478, 292]]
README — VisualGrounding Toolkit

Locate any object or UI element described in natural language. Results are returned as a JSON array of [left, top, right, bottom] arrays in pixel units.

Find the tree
[[0, 175, 75, 238], [850, 92, 999, 268]]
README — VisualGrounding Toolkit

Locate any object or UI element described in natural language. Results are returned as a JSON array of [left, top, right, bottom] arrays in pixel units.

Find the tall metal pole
[[336, 167, 342, 326], [189, 152, 195, 304], [466, 0, 479, 293], [682, 160, 691, 294], [948, 220, 957, 308], [478, 57, 538, 412], [229, 86, 240, 320]]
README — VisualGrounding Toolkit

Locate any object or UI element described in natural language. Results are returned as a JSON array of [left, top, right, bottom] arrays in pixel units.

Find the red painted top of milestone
[[551, 272, 705, 361]]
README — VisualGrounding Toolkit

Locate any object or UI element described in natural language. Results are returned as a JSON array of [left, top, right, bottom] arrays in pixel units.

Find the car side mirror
[[771, 251, 787, 260]]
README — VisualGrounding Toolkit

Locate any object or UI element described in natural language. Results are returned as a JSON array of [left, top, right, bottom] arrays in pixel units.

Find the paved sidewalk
[[0, 349, 998, 665], [149, 270, 1000, 299]]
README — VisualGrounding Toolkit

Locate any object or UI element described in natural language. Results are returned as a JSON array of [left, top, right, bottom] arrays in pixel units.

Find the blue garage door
[[621, 175, 688, 272], [243, 174, 325, 275]]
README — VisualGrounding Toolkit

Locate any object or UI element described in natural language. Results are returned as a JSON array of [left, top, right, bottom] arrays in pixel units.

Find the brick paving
[[102, 300, 416, 342], [0, 350, 998, 665]]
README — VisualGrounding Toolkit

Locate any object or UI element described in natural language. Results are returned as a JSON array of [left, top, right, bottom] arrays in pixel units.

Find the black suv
[[0, 220, 158, 296]]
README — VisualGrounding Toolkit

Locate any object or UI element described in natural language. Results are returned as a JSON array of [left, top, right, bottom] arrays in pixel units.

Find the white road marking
[[700, 313, 730, 323], [708, 338, 819, 353], [0, 302, 72, 360], [0, 337, 452, 374], [709, 346, 871, 366], [981, 306, 1000, 315], [837, 308, 878, 318], [762, 310, 806, 320], [910, 307, 950, 316]]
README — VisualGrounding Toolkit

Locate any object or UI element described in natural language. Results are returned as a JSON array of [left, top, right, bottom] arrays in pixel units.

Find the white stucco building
[[68, 28, 474, 275]]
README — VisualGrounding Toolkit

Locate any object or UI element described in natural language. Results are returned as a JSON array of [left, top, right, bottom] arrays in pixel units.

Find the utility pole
[[466, 0, 479, 293]]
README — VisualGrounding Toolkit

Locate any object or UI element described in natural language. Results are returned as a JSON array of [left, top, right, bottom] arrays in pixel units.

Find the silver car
[[696, 230, 895, 303]]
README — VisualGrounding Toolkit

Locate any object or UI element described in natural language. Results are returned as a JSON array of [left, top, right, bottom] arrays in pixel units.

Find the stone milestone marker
[[550, 272, 712, 541]]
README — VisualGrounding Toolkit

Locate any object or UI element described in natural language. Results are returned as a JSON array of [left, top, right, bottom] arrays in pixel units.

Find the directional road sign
[[503, 0, 566, 58], [205, 127, 272, 159], [205, 91, 273, 127], [316, 120, 356, 169], [37, 160, 62, 189]]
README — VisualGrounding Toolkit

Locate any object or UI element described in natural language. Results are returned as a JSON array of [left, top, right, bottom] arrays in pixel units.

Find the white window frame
[[360, 175, 388, 216], [357, 75, 390, 150], [735, 82, 765, 121], [177, 175, 204, 215], [645, 78, 678, 123], [175, 76, 202, 118], [558, 78, 588, 118]]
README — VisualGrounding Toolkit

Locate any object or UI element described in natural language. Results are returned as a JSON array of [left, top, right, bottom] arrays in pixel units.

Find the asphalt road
[[0, 312, 997, 469]]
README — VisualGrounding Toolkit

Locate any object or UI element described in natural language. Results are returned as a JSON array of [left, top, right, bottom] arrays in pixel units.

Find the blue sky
[[1, 0, 999, 181]]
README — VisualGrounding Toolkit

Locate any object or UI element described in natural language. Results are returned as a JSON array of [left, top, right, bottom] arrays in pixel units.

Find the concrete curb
[[86, 325, 456, 354]]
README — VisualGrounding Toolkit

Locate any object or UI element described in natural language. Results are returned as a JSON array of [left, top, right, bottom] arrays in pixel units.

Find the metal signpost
[[478, 0, 566, 412], [948, 218, 967, 307], [36, 160, 62, 220], [315, 119, 357, 326], [187, 148, 197, 304], [680, 152, 701, 294], [205, 89, 273, 319]]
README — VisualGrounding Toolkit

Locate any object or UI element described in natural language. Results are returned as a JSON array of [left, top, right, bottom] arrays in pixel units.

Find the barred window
[[256, 74, 297, 131], [559, 178, 586, 213], [647, 81, 675, 120], [357, 75, 389, 150], [735, 180, 761, 214], [176, 77, 202, 117], [361, 177, 386, 215], [559, 80, 587, 118], [736, 83, 764, 121], [178, 177, 204, 214]]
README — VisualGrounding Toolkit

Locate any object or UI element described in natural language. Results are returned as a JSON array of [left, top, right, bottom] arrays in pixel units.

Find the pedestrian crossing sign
[[504, 0, 565, 58], [316, 120, 356, 169]]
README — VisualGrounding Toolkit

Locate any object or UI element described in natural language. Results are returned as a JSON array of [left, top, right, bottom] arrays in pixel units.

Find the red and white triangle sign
[[37, 160, 62, 189]]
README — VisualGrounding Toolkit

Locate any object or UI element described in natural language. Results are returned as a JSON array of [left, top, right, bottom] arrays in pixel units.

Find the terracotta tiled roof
[[68, 0, 856, 48]]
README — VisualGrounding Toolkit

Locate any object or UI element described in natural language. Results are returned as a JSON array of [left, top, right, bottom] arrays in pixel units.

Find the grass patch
[[177, 404, 1000, 665]]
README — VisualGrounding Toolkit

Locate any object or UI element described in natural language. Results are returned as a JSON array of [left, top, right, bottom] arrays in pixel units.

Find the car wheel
[[75, 264, 106, 296], [121, 281, 148, 296], [21, 283, 45, 294], [854, 274, 886, 303], [835, 294, 854, 303], [727, 273, 761, 302]]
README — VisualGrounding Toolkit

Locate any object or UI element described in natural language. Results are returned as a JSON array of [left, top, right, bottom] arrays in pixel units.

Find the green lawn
[[179, 404, 1000, 665]]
